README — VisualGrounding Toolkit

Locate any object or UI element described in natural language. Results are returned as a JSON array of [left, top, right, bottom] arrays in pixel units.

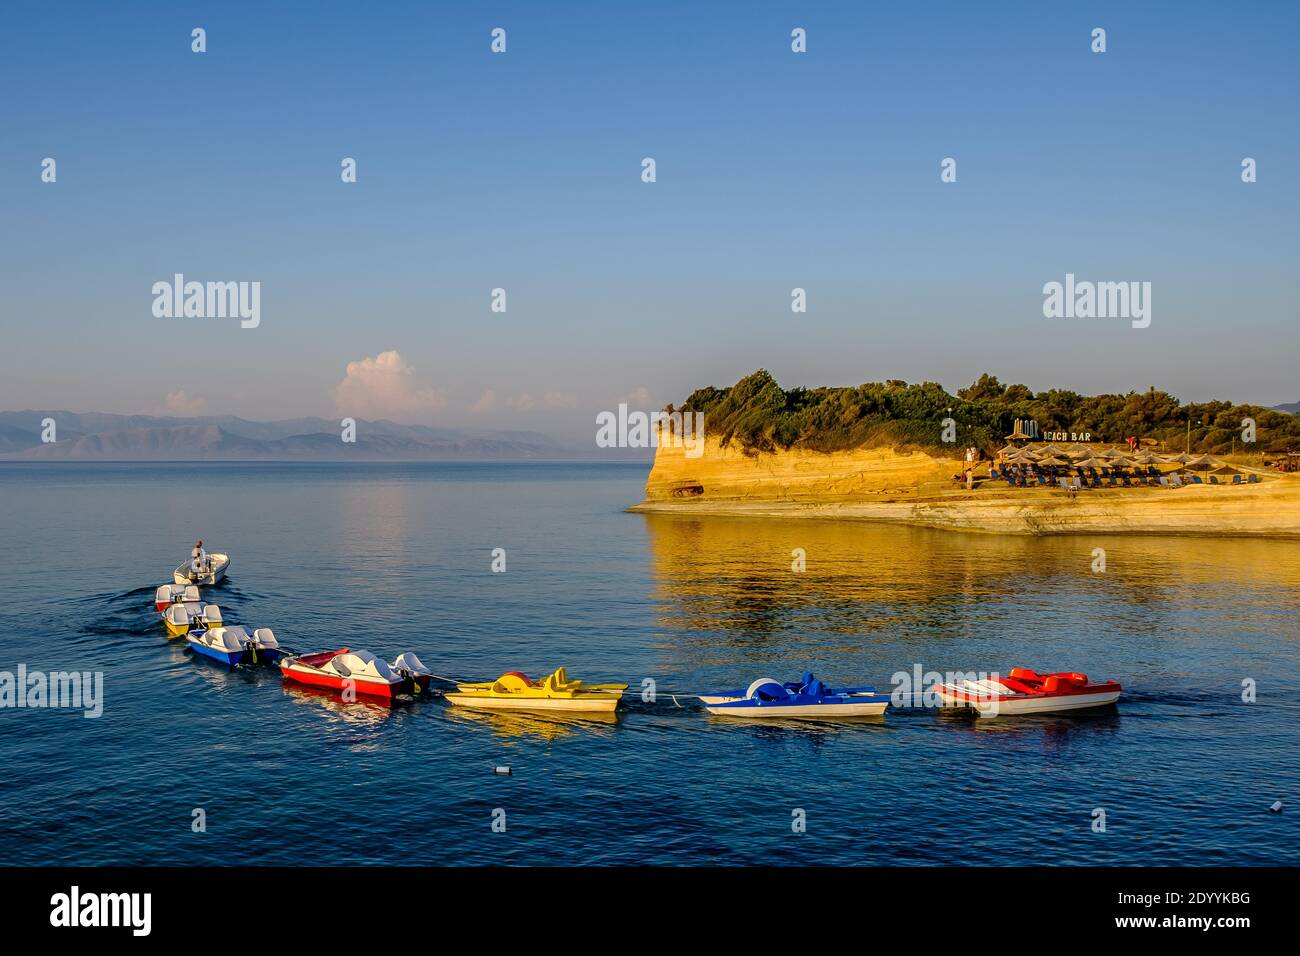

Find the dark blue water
[[1, 462, 1296, 865]]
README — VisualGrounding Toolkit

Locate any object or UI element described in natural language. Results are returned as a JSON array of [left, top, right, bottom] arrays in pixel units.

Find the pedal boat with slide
[[445, 668, 627, 713], [933, 667, 1122, 717], [278, 648, 433, 700], [186, 625, 284, 667], [699, 673, 889, 718], [173, 553, 230, 587]]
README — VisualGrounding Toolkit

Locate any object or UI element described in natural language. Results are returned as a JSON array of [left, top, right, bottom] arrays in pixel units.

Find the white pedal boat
[[934, 668, 1122, 717], [173, 553, 230, 586]]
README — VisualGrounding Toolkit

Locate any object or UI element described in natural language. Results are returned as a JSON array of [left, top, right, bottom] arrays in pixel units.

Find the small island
[[630, 371, 1300, 536]]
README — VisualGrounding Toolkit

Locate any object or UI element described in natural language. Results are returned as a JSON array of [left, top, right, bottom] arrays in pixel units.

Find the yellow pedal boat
[[162, 601, 223, 638], [445, 668, 627, 713]]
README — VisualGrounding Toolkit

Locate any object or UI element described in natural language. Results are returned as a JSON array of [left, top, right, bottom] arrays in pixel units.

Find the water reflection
[[182, 649, 280, 689], [964, 709, 1123, 741], [443, 705, 620, 742], [280, 682, 401, 725], [640, 512, 1300, 662], [703, 713, 887, 733]]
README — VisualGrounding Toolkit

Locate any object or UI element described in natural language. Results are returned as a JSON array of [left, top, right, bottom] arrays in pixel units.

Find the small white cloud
[[543, 391, 577, 409], [332, 350, 446, 421], [469, 388, 577, 414], [159, 390, 207, 416], [621, 386, 652, 407]]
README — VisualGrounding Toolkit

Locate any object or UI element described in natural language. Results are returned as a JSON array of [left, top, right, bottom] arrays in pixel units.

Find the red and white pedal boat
[[155, 584, 201, 613], [279, 648, 430, 700], [934, 667, 1121, 717]]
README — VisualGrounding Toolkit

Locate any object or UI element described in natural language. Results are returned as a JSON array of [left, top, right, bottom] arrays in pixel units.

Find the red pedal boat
[[279, 648, 432, 700], [934, 667, 1121, 717], [155, 583, 200, 613]]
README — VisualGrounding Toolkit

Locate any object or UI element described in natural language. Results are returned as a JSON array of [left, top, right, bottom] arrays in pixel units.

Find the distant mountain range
[[1275, 403, 1300, 415], [0, 411, 619, 460]]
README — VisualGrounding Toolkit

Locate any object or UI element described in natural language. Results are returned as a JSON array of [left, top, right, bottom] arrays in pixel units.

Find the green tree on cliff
[[678, 371, 1299, 455]]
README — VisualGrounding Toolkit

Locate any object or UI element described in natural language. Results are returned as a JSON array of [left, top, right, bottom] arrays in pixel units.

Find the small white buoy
[[1269, 800, 1283, 813], [494, 766, 511, 776]]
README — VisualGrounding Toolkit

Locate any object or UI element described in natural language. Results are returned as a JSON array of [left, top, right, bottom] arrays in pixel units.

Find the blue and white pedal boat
[[699, 673, 888, 718], [186, 625, 285, 667]]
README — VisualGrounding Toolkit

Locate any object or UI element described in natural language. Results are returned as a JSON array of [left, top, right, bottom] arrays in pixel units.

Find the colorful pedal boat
[[155, 584, 201, 613], [390, 652, 434, 693], [279, 648, 415, 699], [186, 625, 284, 667], [173, 552, 230, 586], [699, 673, 889, 718], [934, 667, 1122, 717], [163, 601, 223, 637], [445, 668, 627, 713]]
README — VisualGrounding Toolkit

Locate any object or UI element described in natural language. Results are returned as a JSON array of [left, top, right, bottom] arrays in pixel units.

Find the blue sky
[[2, 1, 1296, 436]]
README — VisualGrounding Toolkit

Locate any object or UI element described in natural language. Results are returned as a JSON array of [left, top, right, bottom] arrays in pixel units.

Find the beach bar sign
[[1042, 431, 1093, 442]]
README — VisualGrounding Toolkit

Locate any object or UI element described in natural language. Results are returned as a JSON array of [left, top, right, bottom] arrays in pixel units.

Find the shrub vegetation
[[674, 370, 1300, 456]]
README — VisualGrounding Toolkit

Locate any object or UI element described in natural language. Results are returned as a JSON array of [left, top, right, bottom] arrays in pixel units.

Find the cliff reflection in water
[[639, 513, 1300, 673]]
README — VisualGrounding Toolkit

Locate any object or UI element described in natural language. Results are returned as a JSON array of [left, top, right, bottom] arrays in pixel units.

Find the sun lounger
[[1248, 473, 1260, 483], [1171, 473, 1183, 488]]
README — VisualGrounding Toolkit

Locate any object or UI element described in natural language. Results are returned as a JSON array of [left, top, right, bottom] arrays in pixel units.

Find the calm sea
[[0, 462, 1296, 865]]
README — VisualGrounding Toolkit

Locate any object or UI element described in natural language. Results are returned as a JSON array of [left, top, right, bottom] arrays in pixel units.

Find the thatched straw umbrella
[[1073, 456, 1107, 470], [1186, 455, 1220, 471], [1036, 456, 1069, 467], [1101, 447, 1127, 459]]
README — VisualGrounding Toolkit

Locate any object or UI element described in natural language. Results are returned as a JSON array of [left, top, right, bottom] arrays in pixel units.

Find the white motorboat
[[173, 552, 230, 586]]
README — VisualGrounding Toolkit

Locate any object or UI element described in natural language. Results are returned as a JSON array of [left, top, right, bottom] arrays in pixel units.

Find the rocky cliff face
[[633, 439, 1300, 537], [641, 437, 955, 502]]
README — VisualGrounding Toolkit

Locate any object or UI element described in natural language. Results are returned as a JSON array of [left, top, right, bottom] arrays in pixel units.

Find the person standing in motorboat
[[190, 540, 207, 576]]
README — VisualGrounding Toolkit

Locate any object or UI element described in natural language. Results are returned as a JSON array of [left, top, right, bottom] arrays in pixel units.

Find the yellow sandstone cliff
[[630, 437, 1300, 536]]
